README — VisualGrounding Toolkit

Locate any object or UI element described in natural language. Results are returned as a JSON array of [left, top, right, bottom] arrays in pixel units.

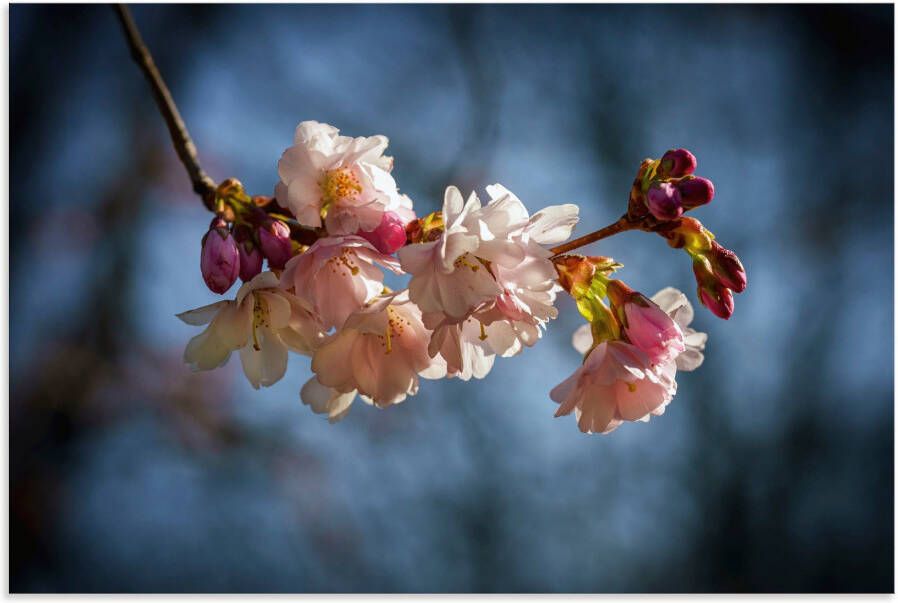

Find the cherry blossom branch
[[114, 4, 216, 207], [550, 215, 638, 257]]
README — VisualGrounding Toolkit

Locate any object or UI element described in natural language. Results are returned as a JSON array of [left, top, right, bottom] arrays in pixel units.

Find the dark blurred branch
[[114, 4, 216, 206]]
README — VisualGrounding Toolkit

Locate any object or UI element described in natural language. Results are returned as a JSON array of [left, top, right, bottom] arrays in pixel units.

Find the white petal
[[300, 377, 357, 423], [651, 287, 693, 328], [259, 291, 292, 330], [176, 300, 232, 326], [571, 324, 593, 355], [527, 204, 580, 245], [239, 327, 289, 389], [184, 327, 233, 371]]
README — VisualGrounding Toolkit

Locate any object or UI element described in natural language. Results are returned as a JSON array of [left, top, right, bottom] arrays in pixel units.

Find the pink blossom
[[280, 235, 401, 331], [551, 341, 677, 435], [311, 291, 443, 407], [275, 121, 410, 235], [177, 272, 325, 389], [621, 298, 685, 366]]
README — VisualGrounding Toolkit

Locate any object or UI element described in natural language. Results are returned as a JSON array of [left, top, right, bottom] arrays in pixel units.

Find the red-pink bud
[[693, 255, 734, 319], [646, 182, 684, 221], [658, 148, 697, 179], [358, 211, 408, 254], [233, 225, 263, 282], [709, 241, 747, 293], [201, 217, 240, 294], [677, 176, 715, 209], [257, 219, 293, 269], [699, 286, 734, 320]]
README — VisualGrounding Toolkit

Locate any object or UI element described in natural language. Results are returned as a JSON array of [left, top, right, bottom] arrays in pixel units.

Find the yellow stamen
[[319, 168, 362, 211]]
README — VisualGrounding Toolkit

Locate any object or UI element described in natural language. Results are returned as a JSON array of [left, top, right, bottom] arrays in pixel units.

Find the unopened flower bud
[[677, 176, 715, 209], [201, 217, 239, 294], [257, 219, 293, 269], [358, 211, 408, 254], [699, 285, 734, 320], [646, 182, 683, 221], [709, 241, 747, 293], [658, 148, 697, 179], [233, 225, 263, 282], [694, 256, 734, 319]]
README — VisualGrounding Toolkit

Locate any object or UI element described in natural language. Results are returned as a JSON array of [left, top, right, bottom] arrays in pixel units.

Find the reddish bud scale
[[605, 279, 636, 309], [658, 217, 714, 254]]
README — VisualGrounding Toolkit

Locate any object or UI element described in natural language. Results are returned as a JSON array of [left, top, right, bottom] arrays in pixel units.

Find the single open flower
[[280, 235, 402, 331], [311, 290, 444, 407], [424, 312, 495, 381], [551, 340, 677, 435], [177, 272, 325, 389], [607, 280, 685, 366], [276, 120, 408, 235], [398, 186, 504, 319]]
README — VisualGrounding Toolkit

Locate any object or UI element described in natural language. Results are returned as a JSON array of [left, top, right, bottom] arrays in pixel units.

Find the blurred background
[[9, 4, 893, 593]]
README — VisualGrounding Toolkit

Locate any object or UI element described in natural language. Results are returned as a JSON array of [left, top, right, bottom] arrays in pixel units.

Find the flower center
[[377, 306, 411, 355], [325, 248, 361, 277], [453, 253, 482, 272], [251, 292, 270, 351], [319, 168, 362, 211]]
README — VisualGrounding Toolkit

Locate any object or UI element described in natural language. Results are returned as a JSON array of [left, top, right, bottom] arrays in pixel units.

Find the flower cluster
[[178, 123, 745, 435]]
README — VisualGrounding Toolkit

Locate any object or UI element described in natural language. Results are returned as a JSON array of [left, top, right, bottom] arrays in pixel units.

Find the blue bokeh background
[[10, 4, 893, 592]]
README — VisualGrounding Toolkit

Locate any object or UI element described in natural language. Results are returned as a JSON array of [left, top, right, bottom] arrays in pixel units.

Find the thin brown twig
[[114, 4, 216, 205], [550, 215, 638, 257]]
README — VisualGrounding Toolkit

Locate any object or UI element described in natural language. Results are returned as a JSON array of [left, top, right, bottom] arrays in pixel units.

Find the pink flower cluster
[[179, 127, 736, 434]]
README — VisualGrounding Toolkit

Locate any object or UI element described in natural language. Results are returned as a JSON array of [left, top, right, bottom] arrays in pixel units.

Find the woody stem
[[114, 4, 216, 206], [550, 215, 639, 256]]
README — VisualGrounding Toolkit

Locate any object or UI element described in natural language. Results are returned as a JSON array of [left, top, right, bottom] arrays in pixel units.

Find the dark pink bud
[[233, 225, 263, 282], [201, 217, 239, 294], [699, 286, 734, 320], [646, 182, 683, 221], [677, 176, 715, 209], [658, 148, 697, 179], [357, 211, 408, 254], [709, 241, 747, 293], [257, 219, 293, 269], [693, 255, 734, 319]]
